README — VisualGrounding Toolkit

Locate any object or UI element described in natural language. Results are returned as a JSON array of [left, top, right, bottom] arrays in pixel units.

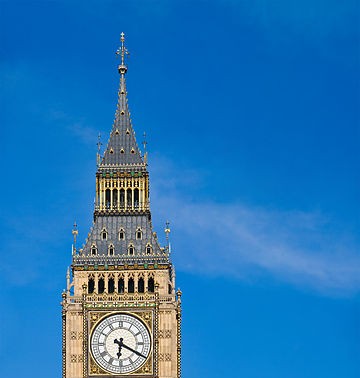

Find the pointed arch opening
[[101, 228, 107, 240], [127, 189, 132, 208], [136, 227, 142, 240], [113, 189, 118, 208], [88, 275, 95, 294], [128, 277, 134, 293], [118, 277, 124, 293], [138, 277, 145, 293], [108, 276, 115, 294], [146, 244, 152, 255], [108, 244, 114, 256], [91, 245, 97, 256], [105, 189, 111, 209], [148, 277, 154, 293], [134, 188, 139, 208], [98, 276, 105, 294], [119, 228, 125, 240], [128, 244, 134, 256], [120, 189, 125, 209]]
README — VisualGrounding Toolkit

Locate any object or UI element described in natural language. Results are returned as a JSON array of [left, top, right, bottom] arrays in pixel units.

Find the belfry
[[62, 34, 182, 378]]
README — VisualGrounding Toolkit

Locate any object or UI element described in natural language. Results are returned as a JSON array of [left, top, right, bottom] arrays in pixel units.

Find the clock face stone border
[[88, 310, 154, 376]]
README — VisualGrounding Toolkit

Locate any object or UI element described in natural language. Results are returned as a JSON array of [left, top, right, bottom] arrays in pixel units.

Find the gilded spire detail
[[116, 32, 129, 75]]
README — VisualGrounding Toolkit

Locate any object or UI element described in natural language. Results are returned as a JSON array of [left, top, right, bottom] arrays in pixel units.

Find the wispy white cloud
[[150, 156, 360, 295]]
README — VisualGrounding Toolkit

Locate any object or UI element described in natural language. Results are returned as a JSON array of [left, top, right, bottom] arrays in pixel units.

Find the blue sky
[[0, 1, 359, 377]]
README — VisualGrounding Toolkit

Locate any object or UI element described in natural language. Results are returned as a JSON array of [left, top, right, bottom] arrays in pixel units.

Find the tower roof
[[100, 34, 144, 167]]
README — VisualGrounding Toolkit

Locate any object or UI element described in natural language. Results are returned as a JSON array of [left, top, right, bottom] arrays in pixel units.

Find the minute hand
[[121, 342, 147, 359]]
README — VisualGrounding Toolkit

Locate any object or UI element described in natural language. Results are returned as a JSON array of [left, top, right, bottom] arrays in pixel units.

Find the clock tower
[[61, 34, 182, 378]]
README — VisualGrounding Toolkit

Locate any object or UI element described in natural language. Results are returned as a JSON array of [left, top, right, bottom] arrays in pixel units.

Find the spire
[[101, 33, 143, 167]]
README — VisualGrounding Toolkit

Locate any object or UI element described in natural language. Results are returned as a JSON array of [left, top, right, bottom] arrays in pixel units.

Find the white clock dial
[[90, 313, 151, 374]]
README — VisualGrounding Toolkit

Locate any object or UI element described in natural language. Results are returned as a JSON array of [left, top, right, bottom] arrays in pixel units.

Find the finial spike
[[165, 220, 171, 247], [116, 32, 129, 74], [72, 222, 78, 253]]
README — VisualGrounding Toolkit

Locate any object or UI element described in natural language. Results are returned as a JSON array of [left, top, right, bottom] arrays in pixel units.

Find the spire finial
[[116, 32, 129, 74], [165, 220, 170, 243], [72, 222, 78, 253]]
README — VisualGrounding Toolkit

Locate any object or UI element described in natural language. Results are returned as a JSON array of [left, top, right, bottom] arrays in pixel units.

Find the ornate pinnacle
[[165, 220, 170, 241], [116, 32, 129, 74], [72, 222, 78, 253]]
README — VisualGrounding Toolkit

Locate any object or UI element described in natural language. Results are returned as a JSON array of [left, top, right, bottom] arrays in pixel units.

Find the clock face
[[90, 313, 151, 374]]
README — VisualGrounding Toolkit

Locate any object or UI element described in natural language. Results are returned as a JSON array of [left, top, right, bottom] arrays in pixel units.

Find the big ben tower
[[61, 34, 182, 378]]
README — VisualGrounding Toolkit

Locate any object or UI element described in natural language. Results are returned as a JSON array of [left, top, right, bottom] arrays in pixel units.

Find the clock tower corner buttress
[[61, 33, 182, 378]]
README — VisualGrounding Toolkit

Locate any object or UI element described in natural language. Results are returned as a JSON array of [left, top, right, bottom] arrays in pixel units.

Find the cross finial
[[72, 222, 78, 252], [165, 221, 170, 242], [116, 32, 129, 71]]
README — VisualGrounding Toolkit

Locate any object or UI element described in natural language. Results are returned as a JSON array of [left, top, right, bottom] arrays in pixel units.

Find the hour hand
[[120, 341, 147, 359]]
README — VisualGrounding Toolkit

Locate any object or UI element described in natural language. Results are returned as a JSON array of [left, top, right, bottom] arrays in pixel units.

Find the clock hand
[[114, 338, 123, 358], [120, 341, 147, 359]]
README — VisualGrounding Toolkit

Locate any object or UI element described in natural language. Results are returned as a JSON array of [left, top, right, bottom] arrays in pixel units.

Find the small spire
[[72, 222, 78, 253], [165, 220, 170, 244], [116, 32, 129, 75]]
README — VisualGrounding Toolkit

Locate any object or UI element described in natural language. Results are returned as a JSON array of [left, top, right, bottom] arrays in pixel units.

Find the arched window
[[128, 277, 134, 293], [88, 276, 95, 294], [128, 244, 134, 255], [91, 245, 97, 256], [120, 189, 125, 208], [108, 276, 115, 293], [113, 189, 118, 207], [108, 244, 114, 256], [105, 189, 111, 208], [148, 277, 154, 293], [136, 228, 142, 240], [118, 277, 124, 293], [134, 188, 139, 208], [168, 284, 172, 295], [101, 229, 107, 240], [98, 276, 105, 294], [138, 277, 145, 293], [127, 189, 132, 208], [146, 244, 152, 255], [119, 228, 125, 240]]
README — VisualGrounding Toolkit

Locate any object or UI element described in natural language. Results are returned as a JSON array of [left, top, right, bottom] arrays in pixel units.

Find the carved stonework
[[159, 329, 172, 338]]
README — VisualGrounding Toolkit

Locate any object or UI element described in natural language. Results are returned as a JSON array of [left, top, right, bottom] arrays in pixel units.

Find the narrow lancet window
[[120, 189, 125, 208], [136, 227, 142, 240], [105, 189, 111, 209], [91, 245, 97, 256], [101, 229, 107, 240], [119, 228, 125, 240], [148, 277, 154, 293], [108, 277, 115, 293], [118, 278, 124, 293], [138, 277, 145, 293], [134, 188, 139, 208], [127, 189, 132, 208], [88, 277, 95, 294], [98, 277, 105, 294], [128, 277, 134, 293]]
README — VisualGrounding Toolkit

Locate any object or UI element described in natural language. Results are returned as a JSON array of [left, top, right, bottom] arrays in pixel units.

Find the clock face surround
[[90, 313, 151, 374]]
